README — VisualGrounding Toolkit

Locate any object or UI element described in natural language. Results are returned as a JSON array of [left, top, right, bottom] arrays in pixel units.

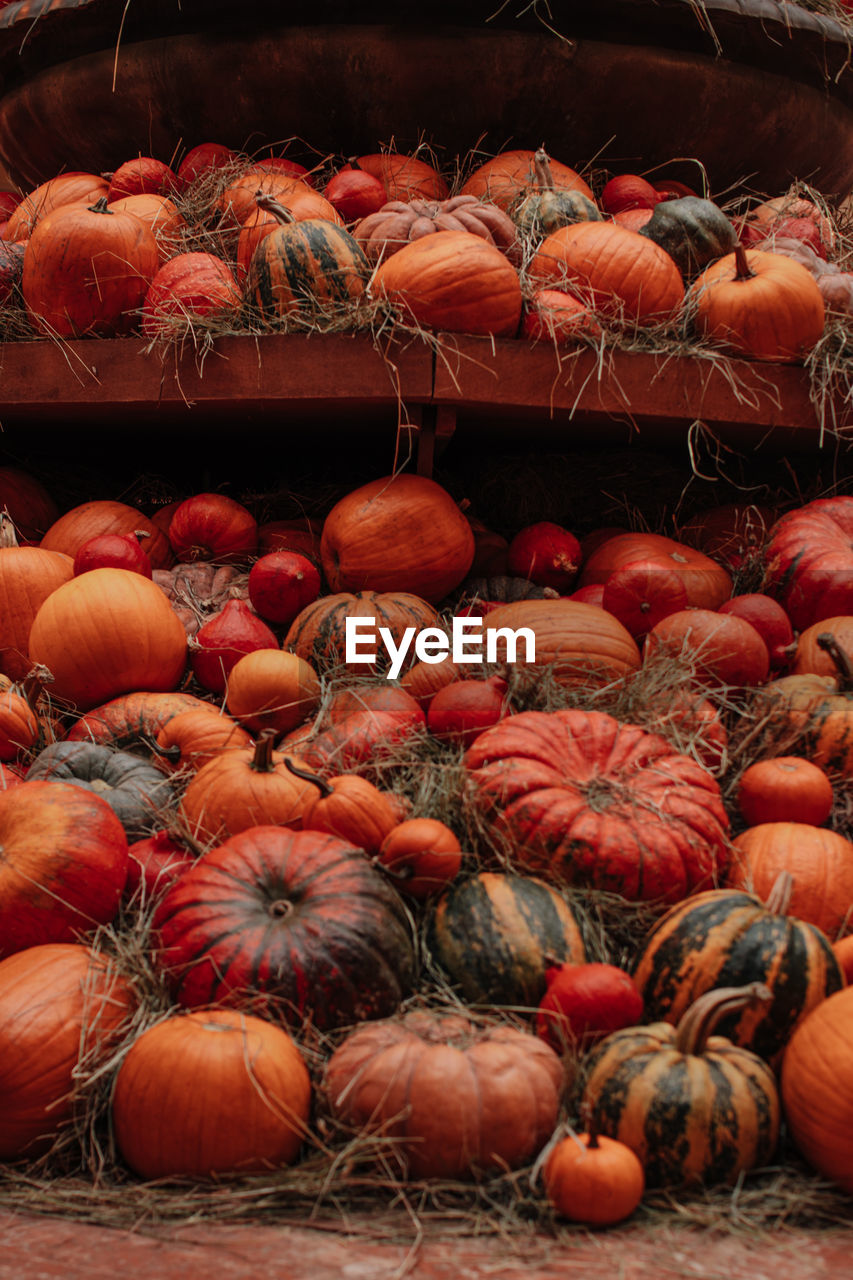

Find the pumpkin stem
[[816, 632, 853, 691], [254, 192, 296, 225], [249, 728, 278, 772], [20, 663, 53, 709], [764, 870, 794, 917], [673, 982, 772, 1056], [283, 755, 332, 797], [533, 146, 555, 191], [88, 196, 113, 216], [0, 511, 18, 548], [147, 738, 182, 763], [734, 243, 755, 281]]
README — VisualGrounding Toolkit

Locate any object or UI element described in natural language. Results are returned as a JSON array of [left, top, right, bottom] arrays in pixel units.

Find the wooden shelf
[[0, 331, 847, 474]]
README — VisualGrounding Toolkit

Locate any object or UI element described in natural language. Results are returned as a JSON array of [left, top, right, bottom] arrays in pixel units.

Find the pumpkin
[[463, 708, 730, 902], [536, 962, 645, 1054], [727, 822, 853, 940], [426, 675, 509, 747], [0, 779, 128, 957], [377, 817, 463, 899], [718, 593, 796, 671], [22, 196, 159, 337], [176, 140, 236, 188], [583, 984, 780, 1187], [0, 546, 74, 681], [762, 496, 853, 631], [285, 589, 441, 676], [153, 707, 252, 774], [153, 825, 416, 1028], [579, 531, 732, 609], [107, 156, 178, 201], [461, 149, 593, 212], [601, 558, 688, 640], [326, 682, 425, 727], [217, 172, 321, 228], [754, 633, 853, 774], [371, 229, 523, 337], [505, 522, 581, 591], [189, 599, 278, 694], [3, 171, 109, 242], [286, 759, 399, 856], [73, 531, 153, 578], [679, 501, 777, 570], [543, 1127, 645, 1227], [320, 474, 474, 604], [247, 197, 370, 321], [520, 288, 602, 344], [64, 689, 211, 749], [324, 162, 387, 221], [781, 986, 853, 1192], [514, 147, 602, 240], [644, 608, 770, 688], [41, 499, 172, 571], [353, 194, 519, 265], [0, 684, 39, 761], [28, 567, 188, 712], [235, 186, 344, 277], [736, 756, 833, 826], [141, 251, 241, 338], [107, 192, 185, 265], [224, 648, 321, 737], [26, 741, 177, 839], [167, 492, 258, 564], [792, 617, 853, 678], [600, 173, 660, 215], [832, 934, 853, 984], [323, 1010, 563, 1179], [153, 559, 250, 636], [0, 942, 135, 1161], [293, 707, 425, 778], [638, 196, 738, 276], [427, 870, 586, 1008], [354, 151, 449, 202], [528, 221, 684, 325], [0, 465, 59, 543], [125, 830, 195, 899], [247, 551, 321, 627], [481, 599, 642, 689], [112, 1009, 311, 1179], [632, 872, 843, 1061], [689, 244, 825, 362]]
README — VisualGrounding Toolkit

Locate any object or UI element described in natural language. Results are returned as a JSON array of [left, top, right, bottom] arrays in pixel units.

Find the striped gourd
[[426, 871, 586, 1008], [632, 872, 843, 1062], [285, 590, 440, 676], [247, 196, 370, 321], [582, 983, 780, 1188]]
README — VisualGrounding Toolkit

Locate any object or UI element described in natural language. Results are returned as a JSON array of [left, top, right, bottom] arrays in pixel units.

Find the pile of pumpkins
[[0, 138, 849, 362], [2, 460, 853, 1226]]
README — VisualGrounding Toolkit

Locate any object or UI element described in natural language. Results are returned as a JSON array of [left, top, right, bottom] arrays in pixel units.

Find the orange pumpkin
[[320, 473, 474, 604], [0, 546, 74, 681], [728, 822, 853, 939], [3, 171, 109, 242], [354, 151, 449, 202], [377, 817, 463, 898], [579, 531, 732, 610], [153, 707, 253, 774], [461, 148, 593, 210], [782, 986, 853, 1192], [285, 758, 399, 855], [482, 598, 642, 688], [543, 1129, 645, 1226], [644, 608, 770, 688], [28, 567, 188, 711], [41, 499, 173, 570], [736, 756, 834, 827], [107, 192, 186, 264], [224, 648, 321, 737]]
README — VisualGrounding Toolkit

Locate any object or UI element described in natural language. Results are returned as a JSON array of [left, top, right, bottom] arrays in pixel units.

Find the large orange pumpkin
[[528, 221, 684, 325], [28, 567, 188, 711], [3, 172, 109, 242], [112, 1008, 311, 1179], [482, 598, 642, 687], [461, 149, 593, 210], [781, 986, 853, 1193], [284, 589, 441, 676], [579, 531, 732, 609], [0, 546, 74, 681], [0, 942, 135, 1161], [371, 229, 522, 337], [320, 474, 474, 604], [40, 499, 172, 570]]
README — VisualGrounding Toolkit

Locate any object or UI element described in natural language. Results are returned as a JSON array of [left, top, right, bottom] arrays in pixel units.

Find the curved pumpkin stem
[[734, 243, 755, 281], [764, 870, 794, 917], [533, 146, 555, 192], [674, 982, 771, 1056], [816, 632, 853, 692], [283, 755, 332, 797], [254, 192, 296, 225]]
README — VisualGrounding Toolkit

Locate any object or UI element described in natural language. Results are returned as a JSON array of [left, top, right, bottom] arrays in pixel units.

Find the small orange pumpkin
[[543, 1127, 645, 1226], [377, 818, 463, 898]]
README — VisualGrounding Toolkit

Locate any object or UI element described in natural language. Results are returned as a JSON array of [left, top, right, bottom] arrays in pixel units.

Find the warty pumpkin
[[353, 194, 520, 265], [583, 984, 780, 1187], [323, 1010, 563, 1179]]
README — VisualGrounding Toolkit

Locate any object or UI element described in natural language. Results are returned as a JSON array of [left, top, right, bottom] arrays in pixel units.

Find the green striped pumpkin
[[285, 590, 441, 676], [632, 872, 843, 1061], [426, 871, 586, 1009], [247, 200, 370, 321], [583, 983, 780, 1188]]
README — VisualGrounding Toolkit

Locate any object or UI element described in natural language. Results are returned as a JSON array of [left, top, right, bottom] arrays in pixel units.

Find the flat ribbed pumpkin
[[632, 872, 843, 1061], [28, 567, 188, 711], [371, 229, 522, 337], [320, 474, 474, 604], [529, 221, 684, 324], [463, 708, 730, 902]]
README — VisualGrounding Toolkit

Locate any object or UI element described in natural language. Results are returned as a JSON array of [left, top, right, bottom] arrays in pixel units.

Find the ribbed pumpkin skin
[[371, 229, 523, 337], [41, 499, 173, 570], [583, 1011, 780, 1188], [285, 590, 441, 675], [427, 871, 586, 1008], [324, 1010, 564, 1179], [528, 221, 684, 324], [632, 885, 843, 1060], [28, 568, 188, 712], [248, 218, 370, 320], [762, 495, 853, 631], [321, 474, 475, 604], [481, 598, 641, 686], [4, 172, 109, 242], [728, 822, 853, 941], [463, 709, 730, 903], [0, 943, 135, 1161], [579, 532, 732, 610], [64, 690, 211, 748], [178, 744, 318, 843], [781, 986, 853, 1192], [112, 1009, 311, 1180], [460, 149, 594, 210], [691, 248, 825, 362], [0, 546, 74, 681], [153, 826, 417, 1029], [0, 779, 129, 957]]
